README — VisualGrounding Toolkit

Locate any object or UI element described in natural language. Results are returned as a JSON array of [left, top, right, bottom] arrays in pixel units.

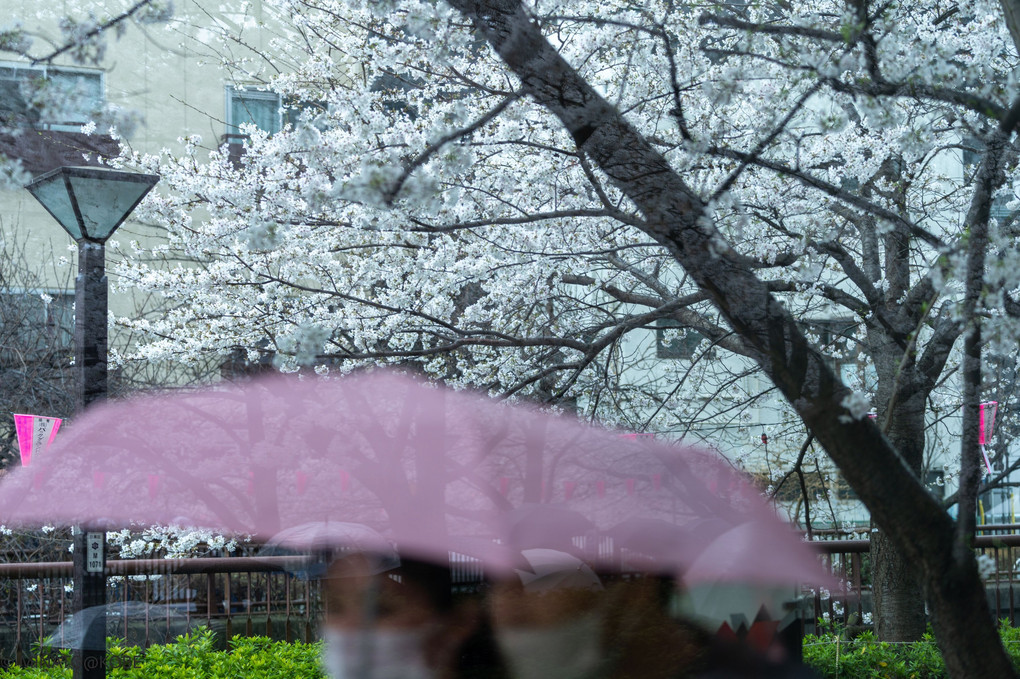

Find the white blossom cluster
[[105, 525, 241, 560], [97, 0, 1020, 528]]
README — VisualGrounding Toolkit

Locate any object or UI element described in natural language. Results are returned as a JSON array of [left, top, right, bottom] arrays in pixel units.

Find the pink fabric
[[979, 402, 998, 445], [13, 414, 62, 467], [0, 371, 830, 586]]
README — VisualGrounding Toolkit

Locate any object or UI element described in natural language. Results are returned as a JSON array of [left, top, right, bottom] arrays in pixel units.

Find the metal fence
[[808, 526, 1020, 631], [0, 556, 322, 665], [3, 529, 1020, 665]]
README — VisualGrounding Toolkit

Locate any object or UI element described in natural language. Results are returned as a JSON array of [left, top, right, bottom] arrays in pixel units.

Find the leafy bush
[[0, 629, 324, 679], [803, 620, 1020, 678]]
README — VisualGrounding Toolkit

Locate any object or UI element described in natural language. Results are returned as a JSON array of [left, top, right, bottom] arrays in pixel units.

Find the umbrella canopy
[[0, 371, 828, 586], [258, 520, 400, 579]]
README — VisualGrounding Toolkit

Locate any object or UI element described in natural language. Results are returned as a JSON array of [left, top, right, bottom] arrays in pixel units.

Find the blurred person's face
[[321, 554, 475, 679], [489, 561, 704, 679], [487, 552, 609, 679]]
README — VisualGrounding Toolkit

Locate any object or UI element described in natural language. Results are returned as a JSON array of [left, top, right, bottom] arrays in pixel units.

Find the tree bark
[[872, 364, 928, 641], [444, 1, 1017, 675]]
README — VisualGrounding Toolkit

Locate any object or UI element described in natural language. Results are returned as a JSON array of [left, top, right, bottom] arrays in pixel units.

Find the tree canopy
[[35, 0, 1020, 675]]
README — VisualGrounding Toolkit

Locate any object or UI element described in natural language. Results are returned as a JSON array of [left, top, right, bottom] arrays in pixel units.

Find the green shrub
[[0, 629, 324, 679], [803, 620, 1020, 678]]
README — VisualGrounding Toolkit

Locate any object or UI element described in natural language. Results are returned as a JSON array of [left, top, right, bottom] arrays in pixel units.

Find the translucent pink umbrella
[[0, 371, 828, 586]]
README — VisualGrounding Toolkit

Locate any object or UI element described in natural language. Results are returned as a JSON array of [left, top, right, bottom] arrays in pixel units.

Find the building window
[[0, 291, 74, 362], [925, 470, 945, 500], [803, 317, 877, 391], [0, 63, 103, 131], [225, 86, 283, 135], [655, 318, 705, 359], [962, 136, 1017, 223]]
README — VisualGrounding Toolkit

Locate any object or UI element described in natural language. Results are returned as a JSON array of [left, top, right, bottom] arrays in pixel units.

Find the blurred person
[[488, 549, 709, 679], [320, 552, 493, 679], [488, 549, 817, 679]]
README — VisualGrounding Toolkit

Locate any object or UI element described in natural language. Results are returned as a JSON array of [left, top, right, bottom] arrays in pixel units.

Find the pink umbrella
[[0, 371, 828, 586]]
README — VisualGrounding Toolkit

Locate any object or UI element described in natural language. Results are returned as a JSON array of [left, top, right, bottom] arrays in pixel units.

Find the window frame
[[655, 317, 706, 360], [0, 61, 104, 131], [224, 85, 283, 136], [0, 289, 75, 357]]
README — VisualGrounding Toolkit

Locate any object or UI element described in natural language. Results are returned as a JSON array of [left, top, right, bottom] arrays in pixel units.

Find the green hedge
[[9, 621, 1020, 679], [804, 621, 1020, 678], [0, 629, 324, 679]]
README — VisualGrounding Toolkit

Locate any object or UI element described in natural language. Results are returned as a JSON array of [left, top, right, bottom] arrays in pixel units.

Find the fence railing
[[809, 528, 1020, 630], [0, 556, 323, 665], [4, 529, 1020, 665]]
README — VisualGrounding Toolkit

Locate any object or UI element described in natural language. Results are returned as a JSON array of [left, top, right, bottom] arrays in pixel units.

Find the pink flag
[[92, 471, 106, 490], [339, 469, 351, 492], [499, 477, 510, 497], [626, 478, 636, 495], [652, 474, 662, 491], [295, 471, 309, 495], [13, 414, 61, 467], [148, 474, 160, 500], [596, 480, 606, 498], [563, 480, 576, 500], [979, 402, 999, 445]]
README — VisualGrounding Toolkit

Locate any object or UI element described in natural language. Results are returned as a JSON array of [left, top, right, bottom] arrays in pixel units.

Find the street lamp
[[25, 166, 159, 679]]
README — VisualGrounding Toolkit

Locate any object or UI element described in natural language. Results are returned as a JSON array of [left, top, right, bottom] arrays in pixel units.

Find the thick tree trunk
[[446, 2, 1017, 675], [871, 532, 926, 640], [872, 378, 928, 641]]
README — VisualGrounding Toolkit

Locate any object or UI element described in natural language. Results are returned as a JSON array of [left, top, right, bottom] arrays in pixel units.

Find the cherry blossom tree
[[110, 0, 1020, 673]]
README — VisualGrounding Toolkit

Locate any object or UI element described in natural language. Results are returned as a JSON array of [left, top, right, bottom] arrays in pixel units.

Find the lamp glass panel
[[27, 176, 83, 240], [66, 174, 155, 241]]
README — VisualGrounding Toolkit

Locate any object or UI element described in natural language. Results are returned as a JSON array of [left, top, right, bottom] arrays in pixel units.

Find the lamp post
[[25, 166, 159, 679]]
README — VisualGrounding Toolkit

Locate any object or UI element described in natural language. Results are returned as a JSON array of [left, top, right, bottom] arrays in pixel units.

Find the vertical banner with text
[[13, 414, 62, 467]]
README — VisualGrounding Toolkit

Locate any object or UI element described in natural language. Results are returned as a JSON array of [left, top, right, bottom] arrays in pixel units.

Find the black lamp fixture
[[26, 166, 159, 243]]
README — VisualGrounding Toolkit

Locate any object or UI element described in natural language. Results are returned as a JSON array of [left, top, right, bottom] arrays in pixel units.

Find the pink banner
[[295, 471, 309, 495], [596, 480, 606, 498], [652, 473, 662, 491], [148, 474, 160, 500], [626, 478, 636, 495], [563, 480, 576, 500], [13, 414, 62, 467], [979, 402, 999, 445], [339, 469, 350, 492]]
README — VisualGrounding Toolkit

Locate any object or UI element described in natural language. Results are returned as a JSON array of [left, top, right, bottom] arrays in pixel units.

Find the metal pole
[[71, 240, 108, 679]]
